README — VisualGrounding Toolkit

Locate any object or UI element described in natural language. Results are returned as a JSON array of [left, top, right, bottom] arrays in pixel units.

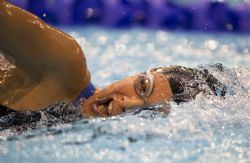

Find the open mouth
[[90, 97, 171, 117], [91, 97, 115, 116]]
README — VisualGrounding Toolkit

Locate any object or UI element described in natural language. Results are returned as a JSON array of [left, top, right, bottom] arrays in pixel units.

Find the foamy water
[[0, 27, 250, 162]]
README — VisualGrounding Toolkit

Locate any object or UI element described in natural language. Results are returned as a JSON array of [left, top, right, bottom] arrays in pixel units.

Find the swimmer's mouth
[[90, 97, 171, 117], [91, 97, 117, 116]]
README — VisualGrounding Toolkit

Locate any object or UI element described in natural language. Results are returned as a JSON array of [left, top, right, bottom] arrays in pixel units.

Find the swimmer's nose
[[117, 96, 144, 112]]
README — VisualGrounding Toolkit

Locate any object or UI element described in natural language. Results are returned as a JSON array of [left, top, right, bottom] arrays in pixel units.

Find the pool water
[[1, 27, 250, 162]]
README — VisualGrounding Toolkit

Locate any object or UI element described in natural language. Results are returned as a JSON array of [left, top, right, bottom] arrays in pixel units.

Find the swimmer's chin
[[80, 95, 98, 118]]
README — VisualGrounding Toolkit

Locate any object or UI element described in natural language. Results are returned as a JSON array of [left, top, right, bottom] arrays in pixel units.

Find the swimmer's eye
[[134, 74, 151, 98]]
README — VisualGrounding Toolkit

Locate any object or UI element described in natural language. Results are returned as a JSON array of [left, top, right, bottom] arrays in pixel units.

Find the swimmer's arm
[[0, 1, 89, 111], [0, 1, 84, 77]]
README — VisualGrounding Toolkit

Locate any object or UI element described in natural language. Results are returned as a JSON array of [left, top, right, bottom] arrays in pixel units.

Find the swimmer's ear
[[168, 77, 184, 94]]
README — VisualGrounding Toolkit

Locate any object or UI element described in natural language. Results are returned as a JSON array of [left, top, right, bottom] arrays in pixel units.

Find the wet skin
[[82, 72, 173, 117], [0, 1, 89, 111], [0, 1, 172, 117]]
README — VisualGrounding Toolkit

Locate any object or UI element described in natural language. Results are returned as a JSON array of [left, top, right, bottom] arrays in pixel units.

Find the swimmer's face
[[82, 71, 173, 117]]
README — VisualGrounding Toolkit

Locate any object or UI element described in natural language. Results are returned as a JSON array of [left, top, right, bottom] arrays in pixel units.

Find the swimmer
[[83, 65, 226, 117], [0, 1, 226, 118]]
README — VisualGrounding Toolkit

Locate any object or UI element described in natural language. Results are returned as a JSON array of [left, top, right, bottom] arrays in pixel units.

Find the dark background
[[8, 0, 250, 33]]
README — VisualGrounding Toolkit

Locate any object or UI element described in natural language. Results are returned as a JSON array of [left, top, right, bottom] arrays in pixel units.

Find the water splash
[[0, 28, 250, 162]]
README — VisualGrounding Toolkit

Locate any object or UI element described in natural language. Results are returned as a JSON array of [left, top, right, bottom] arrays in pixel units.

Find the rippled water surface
[[1, 27, 250, 162]]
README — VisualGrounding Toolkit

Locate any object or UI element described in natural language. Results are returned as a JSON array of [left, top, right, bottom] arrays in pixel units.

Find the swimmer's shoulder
[[0, 0, 87, 85], [0, 0, 5, 3], [0, 1, 89, 110]]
